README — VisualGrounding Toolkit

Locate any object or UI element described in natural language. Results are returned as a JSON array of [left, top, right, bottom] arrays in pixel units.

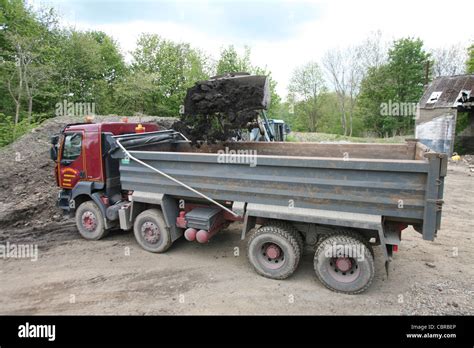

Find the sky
[[32, 0, 474, 97]]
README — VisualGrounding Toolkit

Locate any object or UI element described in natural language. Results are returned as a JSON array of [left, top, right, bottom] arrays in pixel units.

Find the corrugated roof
[[419, 74, 474, 109]]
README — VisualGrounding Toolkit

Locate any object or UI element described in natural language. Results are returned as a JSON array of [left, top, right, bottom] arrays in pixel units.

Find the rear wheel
[[247, 223, 301, 280], [134, 209, 172, 253], [313, 232, 374, 294], [264, 220, 304, 251], [75, 201, 108, 240]]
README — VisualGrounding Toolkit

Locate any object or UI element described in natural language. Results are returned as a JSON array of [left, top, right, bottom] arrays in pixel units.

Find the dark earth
[[172, 73, 269, 143]]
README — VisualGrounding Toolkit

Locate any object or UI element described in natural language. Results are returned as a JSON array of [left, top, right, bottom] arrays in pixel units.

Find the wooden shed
[[416, 74, 474, 154]]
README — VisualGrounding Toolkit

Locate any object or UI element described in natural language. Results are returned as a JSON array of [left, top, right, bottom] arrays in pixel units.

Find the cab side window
[[62, 133, 82, 161]]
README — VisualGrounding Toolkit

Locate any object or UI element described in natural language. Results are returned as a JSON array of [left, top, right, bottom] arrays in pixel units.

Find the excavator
[[179, 72, 290, 142]]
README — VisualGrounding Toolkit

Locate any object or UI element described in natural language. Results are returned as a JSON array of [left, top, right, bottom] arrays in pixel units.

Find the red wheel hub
[[335, 257, 352, 272], [141, 221, 160, 244], [266, 244, 281, 259], [82, 211, 97, 231]]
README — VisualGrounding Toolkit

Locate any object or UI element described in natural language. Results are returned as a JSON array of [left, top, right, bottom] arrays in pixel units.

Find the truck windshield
[[62, 133, 82, 161]]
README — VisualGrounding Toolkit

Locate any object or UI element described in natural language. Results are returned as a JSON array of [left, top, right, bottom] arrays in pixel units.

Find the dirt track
[[0, 162, 472, 315]]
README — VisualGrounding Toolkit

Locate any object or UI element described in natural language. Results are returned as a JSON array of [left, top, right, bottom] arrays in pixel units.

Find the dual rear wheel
[[75, 202, 375, 293], [247, 223, 375, 294], [313, 232, 375, 294]]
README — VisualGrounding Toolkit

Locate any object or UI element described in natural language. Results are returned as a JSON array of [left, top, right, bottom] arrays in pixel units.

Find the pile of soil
[[173, 73, 270, 143], [0, 115, 176, 230]]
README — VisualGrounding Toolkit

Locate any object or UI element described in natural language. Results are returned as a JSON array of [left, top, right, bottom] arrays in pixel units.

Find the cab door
[[58, 131, 86, 189]]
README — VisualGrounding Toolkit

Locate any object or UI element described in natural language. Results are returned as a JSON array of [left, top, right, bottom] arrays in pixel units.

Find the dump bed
[[112, 137, 447, 241]]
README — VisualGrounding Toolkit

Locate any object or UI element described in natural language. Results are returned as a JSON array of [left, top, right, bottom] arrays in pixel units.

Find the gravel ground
[[0, 157, 472, 315]]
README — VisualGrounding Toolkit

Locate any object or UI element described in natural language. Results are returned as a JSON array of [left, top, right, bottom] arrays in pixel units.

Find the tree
[[288, 62, 326, 132], [131, 33, 209, 116], [16, 30, 57, 121], [114, 71, 157, 115], [467, 44, 474, 73], [387, 38, 430, 134], [216, 45, 252, 75], [357, 30, 387, 71], [1, 0, 57, 125], [388, 38, 430, 101], [357, 65, 398, 137], [56, 29, 126, 113], [431, 44, 467, 77], [357, 37, 430, 136], [323, 47, 363, 136]]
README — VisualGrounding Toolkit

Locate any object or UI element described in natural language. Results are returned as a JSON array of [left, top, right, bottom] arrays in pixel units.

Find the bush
[[0, 113, 38, 147]]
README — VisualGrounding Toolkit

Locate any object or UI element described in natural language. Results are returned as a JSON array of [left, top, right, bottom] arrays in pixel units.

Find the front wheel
[[133, 209, 172, 253], [75, 201, 108, 240], [313, 232, 374, 294]]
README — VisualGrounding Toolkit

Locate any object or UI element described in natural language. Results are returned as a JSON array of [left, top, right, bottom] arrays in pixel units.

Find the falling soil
[[172, 73, 270, 143]]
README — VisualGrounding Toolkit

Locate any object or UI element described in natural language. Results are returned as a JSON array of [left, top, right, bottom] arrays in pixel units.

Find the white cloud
[[57, 0, 474, 99]]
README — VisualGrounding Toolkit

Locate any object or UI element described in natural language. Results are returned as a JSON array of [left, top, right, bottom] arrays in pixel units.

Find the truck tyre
[[264, 220, 304, 252], [247, 224, 301, 280], [75, 201, 108, 240], [134, 209, 172, 253], [313, 232, 374, 294]]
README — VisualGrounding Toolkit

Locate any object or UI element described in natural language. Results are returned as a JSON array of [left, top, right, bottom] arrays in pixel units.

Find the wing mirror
[[50, 135, 59, 162]]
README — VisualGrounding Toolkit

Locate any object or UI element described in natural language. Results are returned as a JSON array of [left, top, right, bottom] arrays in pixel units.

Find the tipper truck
[[50, 120, 447, 294]]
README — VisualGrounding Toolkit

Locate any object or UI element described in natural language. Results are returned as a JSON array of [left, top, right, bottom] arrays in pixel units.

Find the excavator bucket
[[184, 73, 271, 116], [174, 73, 271, 143]]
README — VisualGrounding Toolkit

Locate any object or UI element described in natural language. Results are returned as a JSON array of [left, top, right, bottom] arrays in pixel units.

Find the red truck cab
[[52, 122, 159, 189], [50, 121, 160, 231]]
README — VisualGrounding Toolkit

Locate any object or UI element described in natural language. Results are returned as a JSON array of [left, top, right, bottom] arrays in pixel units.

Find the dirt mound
[[0, 115, 176, 230], [173, 74, 270, 143]]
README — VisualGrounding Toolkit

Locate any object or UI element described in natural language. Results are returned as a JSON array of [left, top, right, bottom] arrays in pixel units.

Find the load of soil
[[172, 73, 270, 143], [0, 115, 176, 230]]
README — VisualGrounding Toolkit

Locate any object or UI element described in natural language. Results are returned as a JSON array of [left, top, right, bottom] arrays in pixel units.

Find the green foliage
[[283, 37, 431, 137], [357, 37, 430, 137], [0, 113, 37, 147], [129, 33, 210, 116], [280, 91, 365, 136], [0, 2, 283, 147], [285, 134, 297, 142], [357, 65, 397, 136], [216, 45, 252, 74], [287, 62, 326, 132], [455, 112, 470, 135], [467, 45, 474, 73], [387, 38, 430, 102], [1, 1, 459, 148], [113, 70, 158, 115], [56, 30, 126, 112]]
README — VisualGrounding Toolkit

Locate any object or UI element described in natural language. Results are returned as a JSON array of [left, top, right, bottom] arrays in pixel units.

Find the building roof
[[419, 74, 474, 109]]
